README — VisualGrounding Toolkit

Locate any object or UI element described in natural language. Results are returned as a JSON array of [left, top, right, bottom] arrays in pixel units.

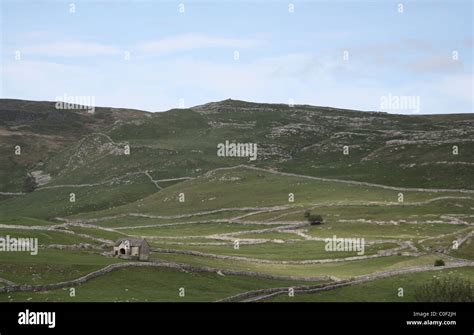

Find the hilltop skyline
[[1, 0, 473, 114]]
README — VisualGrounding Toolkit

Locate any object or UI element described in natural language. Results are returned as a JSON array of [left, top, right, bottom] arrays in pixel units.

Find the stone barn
[[113, 237, 150, 261]]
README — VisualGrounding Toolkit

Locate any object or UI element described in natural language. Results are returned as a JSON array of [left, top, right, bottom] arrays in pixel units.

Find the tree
[[23, 174, 38, 193], [414, 276, 473, 302], [434, 259, 445, 267], [306, 213, 323, 225]]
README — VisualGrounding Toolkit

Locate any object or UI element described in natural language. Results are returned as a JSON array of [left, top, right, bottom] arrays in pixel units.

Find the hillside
[[0, 99, 149, 193], [1, 98, 473, 196], [0, 98, 473, 303]]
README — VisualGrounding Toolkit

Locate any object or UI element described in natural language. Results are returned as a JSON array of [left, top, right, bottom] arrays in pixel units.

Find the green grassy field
[[66, 167, 465, 220], [0, 228, 103, 246], [451, 239, 474, 260], [1, 99, 473, 302], [305, 222, 468, 240], [0, 176, 157, 220], [118, 222, 268, 237], [0, 267, 326, 302], [270, 267, 474, 302], [0, 249, 123, 285], [151, 240, 399, 261], [151, 253, 444, 279]]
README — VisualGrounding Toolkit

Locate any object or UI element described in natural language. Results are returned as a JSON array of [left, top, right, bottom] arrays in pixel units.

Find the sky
[[0, 0, 473, 114]]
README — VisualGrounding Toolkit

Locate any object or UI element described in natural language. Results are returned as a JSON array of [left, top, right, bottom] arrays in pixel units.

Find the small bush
[[23, 174, 38, 193], [307, 214, 323, 225], [434, 259, 445, 267], [414, 276, 473, 302]]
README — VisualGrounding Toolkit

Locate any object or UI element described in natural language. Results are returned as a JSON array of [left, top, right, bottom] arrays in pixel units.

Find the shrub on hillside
[[305, 212, 323, 225], [414, 276, 473, 302], [23, 174, 38, 192], [434, 259, 445, 267]]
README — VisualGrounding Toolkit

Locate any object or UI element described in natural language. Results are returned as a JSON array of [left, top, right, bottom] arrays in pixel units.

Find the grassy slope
[[0, 99, 473, 302], [1, 267, 325, 302], [0, 99, 149, 192], [152, 253, 442, 279], [151, 241, 399, 261], [3, 99, 473, 195], [0, 249, 123, 285], [0, 228, 103, 246], [270, 267, 474, 302], [0, 174, 156, 220], [68, 166, 466, 221]]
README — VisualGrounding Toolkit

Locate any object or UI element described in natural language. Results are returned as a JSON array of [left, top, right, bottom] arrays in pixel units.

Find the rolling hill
[[1, 98, 473, 195], [0, 98, 473, 302]]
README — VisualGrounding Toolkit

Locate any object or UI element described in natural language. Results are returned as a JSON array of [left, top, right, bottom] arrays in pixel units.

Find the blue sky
[[1, 0, 472, 113]]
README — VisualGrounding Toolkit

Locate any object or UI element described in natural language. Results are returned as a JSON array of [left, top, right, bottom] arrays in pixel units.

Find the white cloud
[[20, 41, 121, 57], [137, 33, 262, 54], [409, 56, 464, 74], [2, 50, 472, 114]]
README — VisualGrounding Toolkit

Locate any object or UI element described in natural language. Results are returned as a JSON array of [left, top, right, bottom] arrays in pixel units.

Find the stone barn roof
[[115, 237, 148, 247]]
